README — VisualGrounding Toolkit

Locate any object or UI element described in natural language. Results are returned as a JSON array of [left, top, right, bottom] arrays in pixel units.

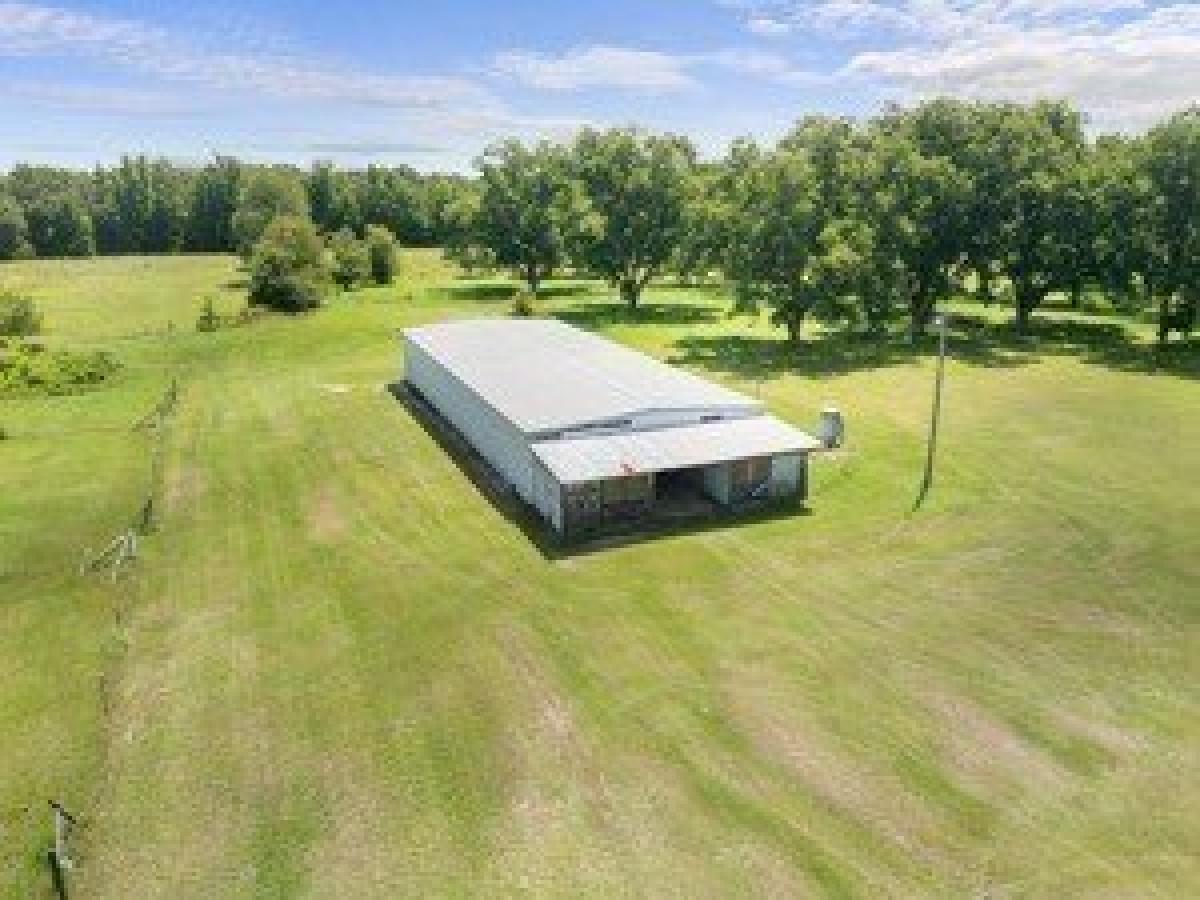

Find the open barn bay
[[2, 253, 1197, 897]]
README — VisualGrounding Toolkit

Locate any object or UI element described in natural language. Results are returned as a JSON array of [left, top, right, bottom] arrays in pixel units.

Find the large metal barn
[[402, 319, 819, 539]]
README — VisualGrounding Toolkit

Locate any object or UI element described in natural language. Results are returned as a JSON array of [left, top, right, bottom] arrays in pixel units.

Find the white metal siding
[[402, 322, 819, 535], [404, 337, 537, 504], [770, 453, 804, 499], [532, 416, 821, 485], [702, 463, 732, 505], [531, 457, 564, 531]]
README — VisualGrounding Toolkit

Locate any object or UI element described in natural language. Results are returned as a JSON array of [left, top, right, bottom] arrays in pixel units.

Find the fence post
[[46, 848, 69, 900], [46, 800, 77, 898]]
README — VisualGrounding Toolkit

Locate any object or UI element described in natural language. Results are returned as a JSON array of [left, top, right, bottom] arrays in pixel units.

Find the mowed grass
[[1, 253, 1197, 897]]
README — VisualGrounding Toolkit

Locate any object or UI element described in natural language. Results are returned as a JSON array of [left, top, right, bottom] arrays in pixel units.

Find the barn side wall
[[404, 338, 537, 504]]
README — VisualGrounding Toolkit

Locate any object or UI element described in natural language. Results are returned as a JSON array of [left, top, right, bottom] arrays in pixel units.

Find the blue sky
[[2, 1, 1196, 171]]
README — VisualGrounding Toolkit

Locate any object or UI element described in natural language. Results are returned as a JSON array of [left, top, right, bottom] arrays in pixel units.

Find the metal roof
[[532, 416, 821, 484], [404, 318, 761, 434]]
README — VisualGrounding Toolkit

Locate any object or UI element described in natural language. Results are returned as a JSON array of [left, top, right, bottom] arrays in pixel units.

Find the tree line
[[466, 100, 1198, 347], [1, 98, 1196, 346], [0, 157, 472, 260]]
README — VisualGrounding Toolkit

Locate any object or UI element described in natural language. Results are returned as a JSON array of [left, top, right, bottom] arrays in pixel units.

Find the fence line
[[58, 375, 181, 896], [79, 377, 179, 582]]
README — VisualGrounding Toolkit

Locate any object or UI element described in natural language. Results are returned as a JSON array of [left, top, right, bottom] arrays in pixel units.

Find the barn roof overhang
[[532, 416, 820, 485]]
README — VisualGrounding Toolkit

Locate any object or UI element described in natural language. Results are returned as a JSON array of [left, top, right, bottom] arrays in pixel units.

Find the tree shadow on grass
[[671, 313, 1199, 381], [436, 283, 518, 303], [539, 283, 597, 300], [436, 281, 600, 305], [671, 323, 1031, 380], [558, 301, 722, 328], [655, 276, 725, 291], [958, 314, 1200, 380]]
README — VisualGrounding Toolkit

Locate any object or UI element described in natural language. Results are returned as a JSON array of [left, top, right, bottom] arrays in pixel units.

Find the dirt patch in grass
[[309, 484, 346, 542], [726, 677, 945, 863], [1053, 710, 1149, 760], [927, 690, 1068, 795], [84, 601, 252, 898], [304, 748, 407, 897], [482, 625, 631, 892], [1026, 605, 1149, 640], [165, 461, 206, 514]]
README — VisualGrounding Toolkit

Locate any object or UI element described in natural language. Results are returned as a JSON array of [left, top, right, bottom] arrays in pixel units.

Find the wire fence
[[78, 377, 179, 583], [44, 375, 182, 897]]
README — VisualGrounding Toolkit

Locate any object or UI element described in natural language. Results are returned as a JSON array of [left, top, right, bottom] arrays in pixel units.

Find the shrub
[[0, 340, 119, 395], [196, 296, 221, 332], [511, 290, 537, 318], [329, 228, 371, 290], [247, 216, 330, 313], [196, 296, 267, 333], [0, 292, 42, 337], [237, 305, 266, 326], [365, 225, 398, 285]]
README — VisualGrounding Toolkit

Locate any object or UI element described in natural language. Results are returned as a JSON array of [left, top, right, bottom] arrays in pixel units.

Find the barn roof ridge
[[403, 318, 762, 434]]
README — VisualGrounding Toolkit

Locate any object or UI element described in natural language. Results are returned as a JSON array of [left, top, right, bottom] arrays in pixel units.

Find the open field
[[2, 253, 1197, 897]]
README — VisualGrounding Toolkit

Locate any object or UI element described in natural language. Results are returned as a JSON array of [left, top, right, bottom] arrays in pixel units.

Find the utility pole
[[915, 314, 948, 509]]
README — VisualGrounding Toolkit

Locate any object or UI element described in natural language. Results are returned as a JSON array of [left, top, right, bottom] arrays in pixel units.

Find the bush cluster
[[329, 228, 372, 290], [244, 219, 400, 312], [511, 291, 537, 318], [365, 225, 398, 285], [246, 216, 329, 313], [0, 339, 119, 395], [0, 291, 42, 337]]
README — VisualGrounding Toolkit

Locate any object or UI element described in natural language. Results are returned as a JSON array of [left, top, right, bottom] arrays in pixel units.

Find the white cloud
[[493, 46, 697, 92], [493, 44, 828, 93], [843, 3, 1200, 129], [720, 0, 1200, 130], [417, 107, 594, 143], [297, 140, 448, 156], [699, 48, 828, 84], [8, 80, 191, 115], [0, 2, 489, 110], [998, 0, 1147, 21], [0, 2, 587, 169], [746, 15, 793, 36], [725, 0, 1153, 39]]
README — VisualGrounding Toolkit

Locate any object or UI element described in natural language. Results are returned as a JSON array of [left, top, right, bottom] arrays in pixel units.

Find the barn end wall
[[531, 455, 564, 531], [404, 337, 539, 505], [770, 453, 807, 500]]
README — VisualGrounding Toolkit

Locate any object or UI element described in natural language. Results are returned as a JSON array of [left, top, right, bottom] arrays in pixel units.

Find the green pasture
[[1, 253, 1196, 897]]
